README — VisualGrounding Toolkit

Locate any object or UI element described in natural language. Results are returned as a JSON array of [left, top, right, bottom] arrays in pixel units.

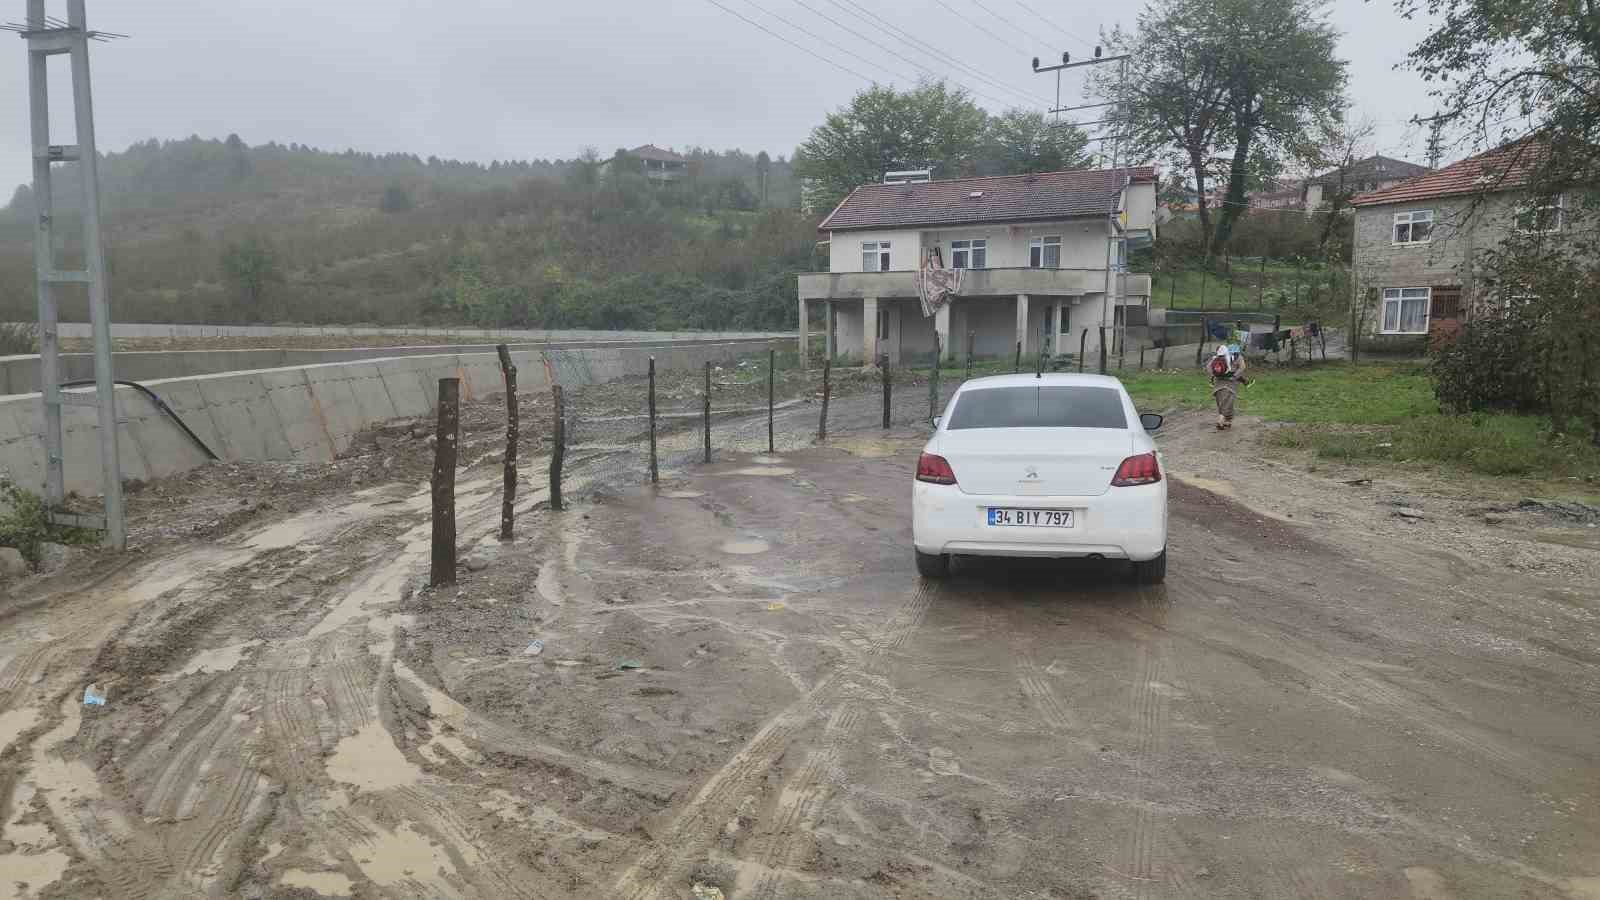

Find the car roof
[[955, 373, 1127, 391]]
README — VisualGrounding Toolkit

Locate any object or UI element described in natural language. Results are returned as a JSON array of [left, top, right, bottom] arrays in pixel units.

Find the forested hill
[[0, 136, 811, 331]]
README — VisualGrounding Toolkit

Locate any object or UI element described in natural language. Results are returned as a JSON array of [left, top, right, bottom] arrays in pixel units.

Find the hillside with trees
[[0, 136, 810, 330]]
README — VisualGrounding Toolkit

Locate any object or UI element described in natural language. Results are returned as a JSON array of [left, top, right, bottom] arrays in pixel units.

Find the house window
[[1514, 195, 1565, 233], [861, 241, 891, 272], [1381, 287, 1431, 334], [950, 238, 986, 269], [1430, 287, 1463, 321], [1029, 236, 1062, 268], [1392, 210, 1433, 244]]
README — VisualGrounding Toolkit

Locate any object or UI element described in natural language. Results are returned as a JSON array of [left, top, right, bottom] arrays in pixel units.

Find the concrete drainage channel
[[0, 338, 793, 497]]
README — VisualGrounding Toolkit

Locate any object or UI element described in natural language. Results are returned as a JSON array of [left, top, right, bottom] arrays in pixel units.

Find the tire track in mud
[[1017, 655, 1075, 732], [615, 579, 941, 900]]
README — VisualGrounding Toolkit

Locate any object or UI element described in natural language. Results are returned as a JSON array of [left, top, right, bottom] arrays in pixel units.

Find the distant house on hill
[[797, 166, 1157, 367], [599, 144, 690, 182], [1304, 154, 1431, 213], [1242, 156, 1432, 216], [1349, 139, 1579, 350]]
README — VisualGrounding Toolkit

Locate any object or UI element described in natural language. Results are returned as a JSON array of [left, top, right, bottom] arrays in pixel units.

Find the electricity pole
[[10, 0, 128, 548], [1033, 47, 1131, 367]]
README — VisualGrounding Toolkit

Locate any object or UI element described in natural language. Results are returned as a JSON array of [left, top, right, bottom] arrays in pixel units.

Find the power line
[[930, 0, 1034, 56], [1010, 0, 1097, 50], [787, 0, 1027, 109], [736, 0, 917, 84], [702, 0, 889, 85], [819, 0, 1051, 107], [971, 0, 1054, 55]]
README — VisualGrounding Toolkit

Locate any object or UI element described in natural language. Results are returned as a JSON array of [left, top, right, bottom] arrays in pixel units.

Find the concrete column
[[824, 301, 836, 361], [1015, 294, 1030, 357], [798, 297, 811, 369], [863, 296, 879, 365], [934, 303, 952, 361]]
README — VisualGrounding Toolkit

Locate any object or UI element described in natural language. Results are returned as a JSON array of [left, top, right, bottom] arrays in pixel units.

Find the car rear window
[[946, 386, 1128, 430]]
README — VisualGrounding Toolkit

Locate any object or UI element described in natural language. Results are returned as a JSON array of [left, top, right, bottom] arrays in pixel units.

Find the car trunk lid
[[937, 428, 1133, 497]]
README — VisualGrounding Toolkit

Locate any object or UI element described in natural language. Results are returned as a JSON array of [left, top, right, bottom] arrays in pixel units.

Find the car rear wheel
[[915, 549, 950, 579], [1131, 550, 1167, 584]]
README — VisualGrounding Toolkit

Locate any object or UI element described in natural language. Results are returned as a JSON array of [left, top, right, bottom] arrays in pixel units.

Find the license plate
[[986, 508, 1074, 528]]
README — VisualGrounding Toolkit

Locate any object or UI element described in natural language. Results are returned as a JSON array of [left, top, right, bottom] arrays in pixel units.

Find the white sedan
[[911, 373, 1168, 582]]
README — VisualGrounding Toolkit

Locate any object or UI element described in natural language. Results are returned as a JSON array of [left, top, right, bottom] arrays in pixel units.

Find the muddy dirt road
[[2, 372, 1599, 900]]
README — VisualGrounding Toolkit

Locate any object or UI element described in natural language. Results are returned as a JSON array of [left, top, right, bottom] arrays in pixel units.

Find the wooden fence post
[[1196, 318, 1207, 366], [430, 378, 459, 587], [1158, 328, 1167, 368], [647, 356, 658, 484], [1014, 341, 1021, 373], [767, 348, 775, 454], [965, 330, 974, 381], [496, 345, 517, 541], [928, 334, 941, 422], [1079, 328, 1087, 373], [818, 355, 831, 441], [550, 383, 565, 511], [881, 354, 892, 429], [1098, 327, 1108, 374], [703, 361, 712, 463]]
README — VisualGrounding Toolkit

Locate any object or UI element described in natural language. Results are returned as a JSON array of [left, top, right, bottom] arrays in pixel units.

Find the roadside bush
[[0, 321, 37, 355], [1429, 313, 1543, 414], [0, 479, 96, 567]]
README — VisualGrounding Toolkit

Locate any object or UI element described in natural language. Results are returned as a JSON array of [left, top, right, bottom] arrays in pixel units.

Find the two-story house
[[1349, 140, 1564, 350], [796, 166, 1157, 367], [598, 144, 690, 182]]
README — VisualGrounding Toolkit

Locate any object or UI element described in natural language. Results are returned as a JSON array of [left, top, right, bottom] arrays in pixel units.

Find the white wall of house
[[828, 230, 923, 272], [1124, 181, 1157, 231]]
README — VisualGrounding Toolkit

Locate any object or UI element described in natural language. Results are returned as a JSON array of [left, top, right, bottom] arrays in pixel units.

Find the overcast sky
[[1, 0, 1444, 192]]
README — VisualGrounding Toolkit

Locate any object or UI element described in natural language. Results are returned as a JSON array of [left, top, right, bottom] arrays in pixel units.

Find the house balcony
[[797, 267, 1150, 301]]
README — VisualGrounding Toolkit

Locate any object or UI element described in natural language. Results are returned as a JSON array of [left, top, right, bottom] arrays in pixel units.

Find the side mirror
[[1139, 413, 1164, 432], [931, 416, 942, 429]]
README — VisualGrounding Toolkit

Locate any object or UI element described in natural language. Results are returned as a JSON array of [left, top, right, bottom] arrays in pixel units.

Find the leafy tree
[[380, 183, 414, 213], [795, 82, 989, 209], [1398, 0, 1599, 198], [1099, 0, 1346, 257], [219, 237, 283, 320], [979, 110, 1091, 175], [755, 150, 771, 206]]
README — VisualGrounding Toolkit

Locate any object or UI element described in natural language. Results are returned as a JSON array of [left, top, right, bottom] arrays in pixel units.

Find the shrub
[[0, 479, 96, 567], [0, 321, 37, 355], [1429, 313, 1543, 414]]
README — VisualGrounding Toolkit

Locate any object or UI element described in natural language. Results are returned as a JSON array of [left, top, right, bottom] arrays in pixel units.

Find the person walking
[[1206, 344, 1249, 430]]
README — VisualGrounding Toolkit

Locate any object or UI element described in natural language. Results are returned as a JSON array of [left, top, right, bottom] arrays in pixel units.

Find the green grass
[[1119, 362, 1438, 425], [1117, 360, 1600, 484]]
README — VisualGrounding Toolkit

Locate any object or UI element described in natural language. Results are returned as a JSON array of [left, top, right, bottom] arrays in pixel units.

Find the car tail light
[[1111, 452, 1162, 486], [916, 452, 958, 485]]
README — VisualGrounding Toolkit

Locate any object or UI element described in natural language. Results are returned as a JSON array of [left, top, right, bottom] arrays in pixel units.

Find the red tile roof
[[1351, 141, 1543, 207], [630, 144, 688, 163], [818, 166, 1157, 232]]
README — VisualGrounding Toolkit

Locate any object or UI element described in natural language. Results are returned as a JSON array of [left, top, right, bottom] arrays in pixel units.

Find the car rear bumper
[[911, 481, 1167, 560]]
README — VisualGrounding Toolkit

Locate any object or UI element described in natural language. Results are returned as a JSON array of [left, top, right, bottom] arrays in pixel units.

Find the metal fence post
[[928, 334, 941, 421], [1098, 327, 1108, 374], [430, 377, 460, 587], [965, 330, 974, 381], [1079, 329, 1087, 373], [767, 347, 775, 454], [703, 360, 712, 463]]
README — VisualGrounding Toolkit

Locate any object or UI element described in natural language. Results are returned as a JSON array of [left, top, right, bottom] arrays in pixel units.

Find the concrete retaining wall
[[0, 339, 789, 497], [23, 322, 787, 343], [0, 334, 796, 396]]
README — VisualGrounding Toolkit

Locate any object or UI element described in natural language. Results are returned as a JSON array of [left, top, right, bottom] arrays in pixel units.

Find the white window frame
[[861, 240, 891, 272], [949, 238, 987, 269], [1380, 287, 1431, 334], [1029, 235, 1062, 269], [1392, 210, 1433, 245], [1514, 194, 1565, 234]]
